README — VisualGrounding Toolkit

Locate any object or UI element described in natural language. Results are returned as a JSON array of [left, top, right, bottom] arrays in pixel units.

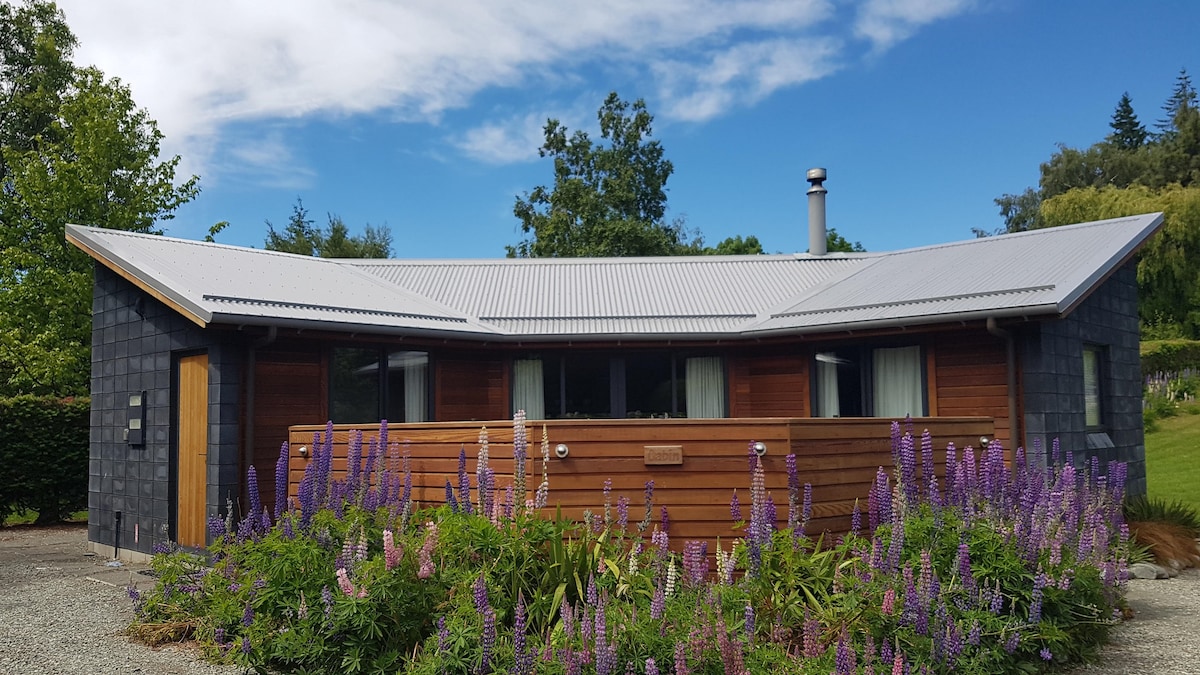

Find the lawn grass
[[1144, 403, 1200, 514]]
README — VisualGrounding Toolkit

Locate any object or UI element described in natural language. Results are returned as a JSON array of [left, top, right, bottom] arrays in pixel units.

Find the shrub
[[0, 395, 90, 525], [132, 416, 1133, 674], [1141, 339, 1200, 375]]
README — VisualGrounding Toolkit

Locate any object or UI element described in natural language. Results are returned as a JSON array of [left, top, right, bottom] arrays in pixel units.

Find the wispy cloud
[[854, 0, 977, 51], [55, 0, 974, 176]]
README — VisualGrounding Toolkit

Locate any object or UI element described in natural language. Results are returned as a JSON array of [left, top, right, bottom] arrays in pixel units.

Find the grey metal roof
[[65, 212, 1163, 341]]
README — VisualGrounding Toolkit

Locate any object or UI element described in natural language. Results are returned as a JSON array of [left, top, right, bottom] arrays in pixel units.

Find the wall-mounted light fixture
[[752, 441, 767, 457], [126, 392, 146, 445], [298, 445, 308, 457], [554, 444, 569, 459], [979, 436, 990, 449]]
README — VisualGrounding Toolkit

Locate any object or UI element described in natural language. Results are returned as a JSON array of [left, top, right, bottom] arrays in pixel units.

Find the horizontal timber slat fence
[[287, 417, 995, 549]]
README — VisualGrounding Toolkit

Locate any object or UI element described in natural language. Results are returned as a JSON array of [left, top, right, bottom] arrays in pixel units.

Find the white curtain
[[513, 359, 546, 420], [815, 357, 841, 417], [404, 357, 429, 422], [872, 346, 923, 418], [686, 357, 726, 418]]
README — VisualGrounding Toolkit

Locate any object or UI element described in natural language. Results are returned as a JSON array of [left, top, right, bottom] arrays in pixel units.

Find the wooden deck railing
[[287, 417, 994, 548]]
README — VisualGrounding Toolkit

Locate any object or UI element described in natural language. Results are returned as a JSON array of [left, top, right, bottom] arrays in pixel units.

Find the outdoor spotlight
[[298, 445, 308, 457], [980, 436, 990, 448], [752, 441, 767, 457], [554, 443, 570, 459]]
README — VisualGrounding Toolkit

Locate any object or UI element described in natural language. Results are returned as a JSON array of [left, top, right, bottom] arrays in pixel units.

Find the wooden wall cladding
[[252, 344, 326, 516], [434, 357, 508, 422], [286, 416, 993, 552], [931, 333, 1013, 449], [728, 352, 810, 418]]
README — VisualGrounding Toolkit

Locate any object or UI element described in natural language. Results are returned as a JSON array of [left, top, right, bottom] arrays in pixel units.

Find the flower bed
[[132, 415, 1130, 674]]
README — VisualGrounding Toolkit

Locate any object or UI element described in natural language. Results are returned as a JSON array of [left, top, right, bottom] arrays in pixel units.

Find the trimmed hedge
[[0, 396, 89, 525], [1141, 339, 1200, 376]]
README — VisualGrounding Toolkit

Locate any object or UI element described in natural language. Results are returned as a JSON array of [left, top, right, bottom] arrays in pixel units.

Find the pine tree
[[1156, 68, 1197, 136], [1108, 92, 1147, 149]]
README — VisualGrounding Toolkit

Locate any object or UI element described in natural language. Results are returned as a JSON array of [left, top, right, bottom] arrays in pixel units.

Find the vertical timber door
[[177, 353, 209, 548]]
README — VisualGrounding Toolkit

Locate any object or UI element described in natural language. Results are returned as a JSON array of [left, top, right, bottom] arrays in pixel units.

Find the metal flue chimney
[[807, 167, 827, 256]]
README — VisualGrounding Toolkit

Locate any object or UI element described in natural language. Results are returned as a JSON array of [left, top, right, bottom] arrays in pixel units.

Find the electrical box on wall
[[126, 391, 146, 445]]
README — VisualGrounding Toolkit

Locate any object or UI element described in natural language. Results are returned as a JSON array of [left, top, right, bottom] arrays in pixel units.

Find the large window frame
[[329, 346, 433, 424], [511, 351, 727, 420], [811, 343, 928, 418]]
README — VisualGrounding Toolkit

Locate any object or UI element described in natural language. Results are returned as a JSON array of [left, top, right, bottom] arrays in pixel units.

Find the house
[[66, 180, 1161, 560]]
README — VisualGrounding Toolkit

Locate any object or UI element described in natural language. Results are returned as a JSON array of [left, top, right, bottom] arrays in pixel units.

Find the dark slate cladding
[[1018, 261, 1146, 496], [89, 263, 242, 555]]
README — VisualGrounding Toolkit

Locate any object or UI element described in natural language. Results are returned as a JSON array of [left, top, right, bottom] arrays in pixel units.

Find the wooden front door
[[177, 353, 209, 548]]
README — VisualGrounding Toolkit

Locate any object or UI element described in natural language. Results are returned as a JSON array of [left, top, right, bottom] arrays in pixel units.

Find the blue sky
[[57, 0, 1198, 257]]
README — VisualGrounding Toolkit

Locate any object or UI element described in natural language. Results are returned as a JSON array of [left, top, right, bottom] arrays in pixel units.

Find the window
[[1083, 345, 1103, 428], [813, 345, 926, 418], [512, 352, 724, 420], [330, 347, 430, 423]]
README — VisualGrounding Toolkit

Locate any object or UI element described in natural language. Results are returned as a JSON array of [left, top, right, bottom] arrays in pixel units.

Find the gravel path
[[1, 524, 1198, 674], [0, 525, 241, 675]]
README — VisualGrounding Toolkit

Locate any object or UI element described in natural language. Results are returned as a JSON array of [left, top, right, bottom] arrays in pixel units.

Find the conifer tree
[[1156, 68, 1197, 137], [1108, 92, 1147, 149]]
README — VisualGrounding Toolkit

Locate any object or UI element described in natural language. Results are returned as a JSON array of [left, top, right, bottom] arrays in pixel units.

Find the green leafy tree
[[265, 198, 392, 258], [1108, 92, 1148, 150], [699, 235, 765, 255], [509, 92, 700, 257], [825, 227, 865, 253], [1041, 185, 1200, 335], [0, 1, 198, 396]]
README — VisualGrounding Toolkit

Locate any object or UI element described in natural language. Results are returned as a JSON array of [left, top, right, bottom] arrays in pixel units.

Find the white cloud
[[52, 0, 971, 177], [452, 113, 553, 165], [656, 38, 843, 122], [854, 0, 977, 51]]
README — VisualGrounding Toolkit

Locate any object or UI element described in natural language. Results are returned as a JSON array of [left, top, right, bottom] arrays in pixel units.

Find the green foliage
[[0, 395, 89, 525], [1041, 185, 1200, 334], [1141, 339, 1200, 374], [509, 92, 699, 258], [1155, 68, 1197, 137], [0, 0, 197, 397], [700, 234, 765, 255], [1123, 496, 1200, 537], [264, 198, 392, 258], [825, 227, 865, 253]]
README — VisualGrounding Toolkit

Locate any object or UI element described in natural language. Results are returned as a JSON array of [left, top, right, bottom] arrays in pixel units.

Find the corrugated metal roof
[[66, 212, 1163, 341], [753, 214, 1162, 333], [353, 255, 861, 320]]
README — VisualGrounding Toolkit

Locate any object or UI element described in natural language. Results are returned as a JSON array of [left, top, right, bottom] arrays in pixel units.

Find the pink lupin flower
[[383, 529, 402, 571], [417, 521, 438, 579], [336, 567, 354, 596], [892, 651, 904, 675], [881, 588, 896, 615]]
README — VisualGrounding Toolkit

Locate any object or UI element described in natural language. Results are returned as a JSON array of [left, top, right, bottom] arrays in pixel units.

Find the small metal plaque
[[643, 445, 683, 465]]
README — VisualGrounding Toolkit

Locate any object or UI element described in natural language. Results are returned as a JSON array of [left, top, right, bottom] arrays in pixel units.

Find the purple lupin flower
[[835, 630, 857, 675], [850, 500, 862, 537], [764, 493, 777, 534], [437, 615, 449, 652], [650, 584, 665, 619], [480, 607, 496, 674], [786, 453, 800, 529], [400, 445, 413, 508], [1028, 571, 1047, 623], [246, 466, 263, 533], [638, 480, 655, 533], [274, 442, 290, 520], [444, 480, 458, 512], [473, 573, 489, 614], [603, 478, 613, 526], [616, 496, 629, 529], [362, 436, 380, 507], [674, 642, 689, 675], [346, 429, 363, 502], [456, 446, 473, 515], [730, 491, 742, 522], [644, 658, 659, 675], [743, 602, 755, 642], [513, 593, 533, 675]]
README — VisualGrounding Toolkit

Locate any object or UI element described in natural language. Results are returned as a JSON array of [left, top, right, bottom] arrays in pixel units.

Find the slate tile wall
[[89, 263, 243, 555], [1019, 261, 1146, 495]]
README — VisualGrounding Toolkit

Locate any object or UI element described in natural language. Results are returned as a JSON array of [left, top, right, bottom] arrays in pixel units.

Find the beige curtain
[[685, 357, 726, 418], [513, 359, 546, 420], [872, 346, 923, 418], [815, 357, 841, 417]]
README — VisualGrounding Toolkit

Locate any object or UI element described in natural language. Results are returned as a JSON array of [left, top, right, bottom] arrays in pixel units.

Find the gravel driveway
[[1, 524, 1197, 674]]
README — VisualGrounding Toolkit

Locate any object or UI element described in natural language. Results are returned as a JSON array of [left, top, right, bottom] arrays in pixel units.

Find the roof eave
[[65, 224, 213, 327], [1056, 212, 1164, 317]]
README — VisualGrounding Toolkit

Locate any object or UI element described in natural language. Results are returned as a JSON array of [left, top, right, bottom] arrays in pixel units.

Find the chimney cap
[[806, 167, 827, 183]]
